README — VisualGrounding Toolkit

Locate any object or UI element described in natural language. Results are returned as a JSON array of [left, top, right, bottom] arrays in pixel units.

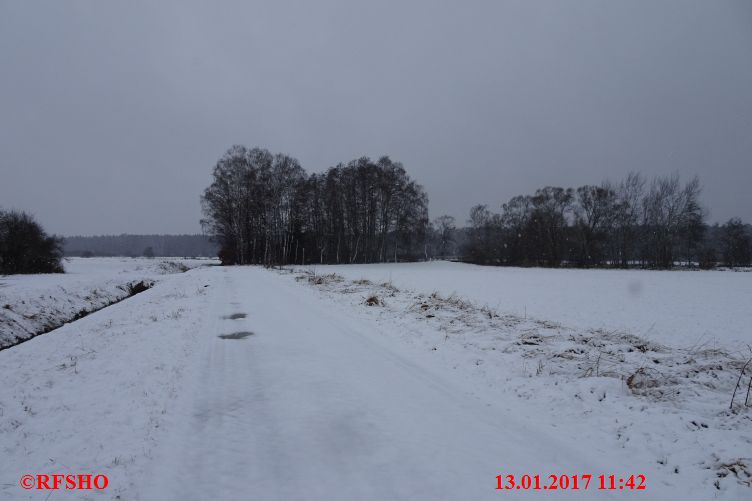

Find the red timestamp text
[[495, 474, 646, 491]]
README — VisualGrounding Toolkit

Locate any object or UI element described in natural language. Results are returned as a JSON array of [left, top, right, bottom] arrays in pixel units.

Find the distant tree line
[[201, 146, 429, 265], [201, 149, 749, 269], [63, 234, 218, 258], [0, 210, 63, 274], [437, 173, 750, 269]]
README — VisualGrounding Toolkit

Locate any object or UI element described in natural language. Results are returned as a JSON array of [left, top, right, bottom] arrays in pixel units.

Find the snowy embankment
[[284, 264, 752, 495], [0, 264, 214, 500], [298, 261, 752, 350], [0, 257, 214, 349]]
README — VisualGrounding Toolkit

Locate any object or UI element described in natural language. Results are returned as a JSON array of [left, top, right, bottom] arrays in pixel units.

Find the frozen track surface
[[146, 266, 641, 500]]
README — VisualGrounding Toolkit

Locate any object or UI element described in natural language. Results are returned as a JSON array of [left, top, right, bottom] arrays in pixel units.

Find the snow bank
[[0, 266, 214, 500], [0, 257, 215, 349]]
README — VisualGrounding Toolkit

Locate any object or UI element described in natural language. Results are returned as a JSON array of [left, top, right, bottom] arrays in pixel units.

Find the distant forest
[[63, 234, 217, 258], [443, 217, 751, 269], [201, 146, 751, 269]]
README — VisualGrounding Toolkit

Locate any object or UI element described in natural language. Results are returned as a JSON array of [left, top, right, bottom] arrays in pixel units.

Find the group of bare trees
[[0, 210, 63, 274], [459, 173, 748, 268], [202, 151, 749, 270], [201, 146, 429, 265]]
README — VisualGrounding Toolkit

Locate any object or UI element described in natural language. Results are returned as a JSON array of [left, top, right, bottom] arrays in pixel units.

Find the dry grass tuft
[[364, 295, 383, 306]]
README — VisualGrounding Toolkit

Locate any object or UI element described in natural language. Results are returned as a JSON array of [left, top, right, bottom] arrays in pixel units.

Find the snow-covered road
[[146, 266, 627, 500]]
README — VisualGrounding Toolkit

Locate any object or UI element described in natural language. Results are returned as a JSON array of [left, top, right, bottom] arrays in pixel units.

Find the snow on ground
[[0, 257, 215, 349], [0, 262, 750, 500], [0, 264, 215, 500], [281, 266, 752, 496], [297, 261, 752, 351]]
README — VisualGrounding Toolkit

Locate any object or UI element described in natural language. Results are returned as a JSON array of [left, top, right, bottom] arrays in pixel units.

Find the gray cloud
[[1, 0, 750, 235]]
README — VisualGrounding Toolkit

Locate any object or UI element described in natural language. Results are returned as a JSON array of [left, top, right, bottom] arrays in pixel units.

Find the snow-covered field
[[1, 261, 750, 500], [298, 261, 752, 351], [0, 257, 215, 349]]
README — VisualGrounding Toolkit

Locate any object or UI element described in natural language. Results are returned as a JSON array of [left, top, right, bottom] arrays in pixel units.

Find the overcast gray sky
[[1, 0, 750, 235]]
